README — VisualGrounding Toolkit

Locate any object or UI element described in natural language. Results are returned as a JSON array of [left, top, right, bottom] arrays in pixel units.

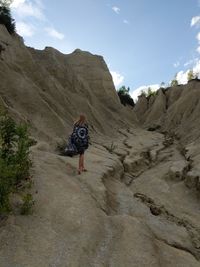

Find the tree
[[118, 86, 130, 94], [117, 85, 135, 107], [0, 0, 15, 34], [170, 79, 178, 87], [160, 82, 165, 88], [147, 87, 152, 95], [0, 0, 13, 7], [170, 74, 178, 87], [147, 87, 157, 97], [187, 70, 194, 81], [139, 90, 147, 97]]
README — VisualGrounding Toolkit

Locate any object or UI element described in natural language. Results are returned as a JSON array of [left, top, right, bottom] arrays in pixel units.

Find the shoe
[[78, 170, 81, 175]]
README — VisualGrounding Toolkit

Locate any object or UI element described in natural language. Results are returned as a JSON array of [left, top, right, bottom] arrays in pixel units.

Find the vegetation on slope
[[0, 108, 34, 215]]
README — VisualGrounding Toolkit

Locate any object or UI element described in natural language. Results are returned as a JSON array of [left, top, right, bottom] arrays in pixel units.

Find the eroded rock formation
[[0, 25, 137, 142], [0, 25, 200, 267], [134, 81, 200, 142]]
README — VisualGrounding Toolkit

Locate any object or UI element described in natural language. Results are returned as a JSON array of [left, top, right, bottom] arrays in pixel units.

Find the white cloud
[[15, 21, 35, 36], [196, 32, 200, 42], [197, 46, 200, 54], [45, 27, 65, 40], [34, 0, 44, 9], [184, 58, 198, 67], [110, 71, 124, 87], [175, 60, 200, 84], [130, 84, 160, 102], [193, 59, 200, 74], [176, 70, 189, 84], [131, 59, 200, 102], [11, 0, 45, 20], [196, 46, 200, 54], [173, 61, 180, 68], [112, 6, 120, 14], [123, 19, 129, 24], [181, 14, 200, 82], [191, 16, 200, 27], [11, 0, 26, 8]]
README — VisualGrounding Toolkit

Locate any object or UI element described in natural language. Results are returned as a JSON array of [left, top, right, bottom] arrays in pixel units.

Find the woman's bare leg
[[81, 154, 84, 170], [78, 154, 84, 173], [81, 154, 87, 171]]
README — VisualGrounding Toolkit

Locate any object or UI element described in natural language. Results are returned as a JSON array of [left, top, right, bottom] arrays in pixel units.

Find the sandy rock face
[[144, 89, 166, 125], [0, 26, 200, 267], [133, 94, 148, 123], [0, 25, 137, 142]]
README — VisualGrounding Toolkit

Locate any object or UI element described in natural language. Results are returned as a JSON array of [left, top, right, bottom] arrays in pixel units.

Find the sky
[[7, 0, 200, 100]]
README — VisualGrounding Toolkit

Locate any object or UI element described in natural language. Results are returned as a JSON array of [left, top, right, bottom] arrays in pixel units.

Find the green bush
[[0, 158, 16, 213], [15, 124, 32, 183], [0, 112, 16, 159], [20, 193, 35, 215], [56, 138, 67, 154], [0, 0, 16, 34], [0, 110, 32, 214]]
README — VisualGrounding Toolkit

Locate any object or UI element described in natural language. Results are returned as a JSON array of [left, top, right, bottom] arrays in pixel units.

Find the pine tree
[[0, 0, 15, 34]]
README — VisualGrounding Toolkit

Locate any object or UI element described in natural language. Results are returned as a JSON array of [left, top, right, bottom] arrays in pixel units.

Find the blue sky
[[9, 0, 200, 99]]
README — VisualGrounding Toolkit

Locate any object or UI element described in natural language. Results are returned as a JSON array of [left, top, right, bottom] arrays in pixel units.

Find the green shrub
[[0, 1, 16, 34], [0, 110, 33, 214], [0, 158, 16, 213], [56, 138, 67, 154], [0, 112, 16, 160], [20, 193, 35, 215], [107, 142, 117, 154], [15, 124, 33, 183]]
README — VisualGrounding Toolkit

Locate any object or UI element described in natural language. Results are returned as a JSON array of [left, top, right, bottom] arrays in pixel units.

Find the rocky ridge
[[134, 80, 200, 142]]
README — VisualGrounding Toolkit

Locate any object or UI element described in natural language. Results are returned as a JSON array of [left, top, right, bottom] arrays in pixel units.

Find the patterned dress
[[71, 123, 89, 155]]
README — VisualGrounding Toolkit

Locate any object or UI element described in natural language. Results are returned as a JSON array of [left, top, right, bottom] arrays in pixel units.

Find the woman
[[71, 114, 89, 174]]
